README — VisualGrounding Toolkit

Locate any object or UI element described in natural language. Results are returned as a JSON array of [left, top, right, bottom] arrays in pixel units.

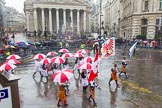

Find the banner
[[101, 37, 115, 58]]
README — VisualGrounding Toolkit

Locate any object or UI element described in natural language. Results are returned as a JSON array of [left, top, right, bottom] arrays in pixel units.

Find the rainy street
[[8, 33, 162, 108]]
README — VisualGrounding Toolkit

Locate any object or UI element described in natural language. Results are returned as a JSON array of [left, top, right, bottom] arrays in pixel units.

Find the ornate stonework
[[24, 0, 91, 35]]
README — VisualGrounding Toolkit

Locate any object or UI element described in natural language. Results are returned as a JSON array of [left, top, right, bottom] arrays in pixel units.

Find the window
[[142, 18, 148, 25], [160, 0, 162, 10], [141, 18, 148, 36], [143, 0, 149, 11], [155, 18, 162, 37]]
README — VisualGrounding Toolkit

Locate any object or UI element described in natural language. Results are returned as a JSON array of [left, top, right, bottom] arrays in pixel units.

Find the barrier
[[0, 73, 20, 108]]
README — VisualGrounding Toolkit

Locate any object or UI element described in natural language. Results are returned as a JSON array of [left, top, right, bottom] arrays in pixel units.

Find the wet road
[[12, 33, 162, 108]]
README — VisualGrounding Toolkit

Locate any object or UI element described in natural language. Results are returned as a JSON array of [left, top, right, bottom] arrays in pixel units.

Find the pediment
[[33, 0, 90, 7]]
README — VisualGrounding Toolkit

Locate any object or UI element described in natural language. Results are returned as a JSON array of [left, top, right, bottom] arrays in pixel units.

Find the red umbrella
[[52, 69, 74, 83], [33, 53, 46, 60], [4, 59, 21, 65], [83, 56, 94, 63], [74, 53, 84, 58], [40, 58, 51, 64], [0, 63, 16, 71], [58, 48, 69, 53], [62, 53, 73, 58], [77, 49, 89, 54], [6, 54, 21, 60], [46, 51, 57, 56], [78, 62, 93, 70], [51, 57, 65, 64]]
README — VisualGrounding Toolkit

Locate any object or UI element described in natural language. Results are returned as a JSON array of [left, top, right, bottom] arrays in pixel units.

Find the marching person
[[119, 63, 128, 79], [63, 58, 69, 69], [41, 63, 48, 82], [57, 84, 68, 106], [81, 69, 89, 94], [108, 68, 119, 88], [33, 59, 42, 78], [51, 63, 58, 74], [122, 57, 127, 66], [88, 80, 101, 106]]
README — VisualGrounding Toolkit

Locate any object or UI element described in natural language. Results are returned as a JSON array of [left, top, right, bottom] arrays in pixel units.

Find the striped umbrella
[[78, 62, 93, 70], [77, 49, 89, 54], [58, 48, 69, 53], [33, 53, 46, 60], [62, 53, 73, 58], [52, 69, 74, 83], [51, 56, 65, 64], [74, 53, 84, 58], [6, 54, 21, 60], [4, 59, 21, 65], [83, 56, 94, 63]]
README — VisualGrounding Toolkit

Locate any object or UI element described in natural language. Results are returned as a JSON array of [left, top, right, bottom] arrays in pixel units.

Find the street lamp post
[[99, 0, 102, 38]]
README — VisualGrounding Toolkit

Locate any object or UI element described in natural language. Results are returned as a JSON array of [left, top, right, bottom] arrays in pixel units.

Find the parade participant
[[51, 63, 58, 74], [41, 63, 48, 81], [89, 86, 97, 106], [57, 84, 68, 106], [119, 64, 128, 79], [88, 80, 101, 106], [81, 69, 89, 94], [80, 41, 85, 49], [62, 81, 70, 96], [122, 57, 127, 66], [33, 59, 42, 78], [63, 58, 69, 69], [108, 68, 119, 88]]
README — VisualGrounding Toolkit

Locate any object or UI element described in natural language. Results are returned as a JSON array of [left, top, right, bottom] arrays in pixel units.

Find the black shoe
[[94, 103, 97, 106], [64, 103, 68, 106]]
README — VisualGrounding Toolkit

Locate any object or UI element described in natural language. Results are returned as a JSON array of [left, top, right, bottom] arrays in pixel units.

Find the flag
[[129, 41, 138, 58], [101, 37, 115, 58], [88, 51, 99, 83]]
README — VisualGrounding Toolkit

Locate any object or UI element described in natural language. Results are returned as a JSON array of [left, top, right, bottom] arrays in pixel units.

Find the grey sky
[[5, 0, 25, 13]]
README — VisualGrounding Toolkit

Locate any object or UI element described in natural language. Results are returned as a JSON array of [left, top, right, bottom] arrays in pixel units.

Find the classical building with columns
[[24, 0, 91, 36]]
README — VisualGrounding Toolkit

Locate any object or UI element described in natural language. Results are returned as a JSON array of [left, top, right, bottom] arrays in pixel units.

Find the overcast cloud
[[5, 0, 25, 13]]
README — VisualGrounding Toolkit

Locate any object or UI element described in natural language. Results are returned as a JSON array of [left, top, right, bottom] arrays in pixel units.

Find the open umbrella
[[39, 58, 51, 64], [0, 63, 17, 71], [58, 48, 69, 53], [77, 49, 89, 54], [6, 54, 21, 60], [4, 45, 15, 49], [62, 53, 73, 58], [52, 69, 74, 83], [74, 53, 84, 58], [78, 62, 93, 70], [33, 53, 46, 60], [83, 56, 94, 63], [51, 57, 65, 64], [4, 59, 21, 65], [16, 42, 28, 47], [46, 51, 58, 56]]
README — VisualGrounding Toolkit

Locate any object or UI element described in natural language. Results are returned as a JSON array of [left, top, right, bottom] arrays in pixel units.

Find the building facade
[[24, 0, 91, 36], [102, 0, 162, 40]]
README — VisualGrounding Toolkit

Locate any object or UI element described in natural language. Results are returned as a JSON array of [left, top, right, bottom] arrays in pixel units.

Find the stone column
[[83, 10, 86, 33], [56, 9, 59, 33], [41, 8, 45, 32], [49, 8, 52, 33], [70, 9, 73, 31], [26, 11, 30, 31], [63, 9, 66, 30], [77, 9, 80, 34], [33, 8, 38, 32]]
